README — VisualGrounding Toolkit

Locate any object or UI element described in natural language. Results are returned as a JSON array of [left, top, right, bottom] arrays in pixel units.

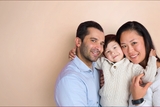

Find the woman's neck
[[157, 61, 160, 68], [140, 59, 160, 69], [139, 60, 147, 68]]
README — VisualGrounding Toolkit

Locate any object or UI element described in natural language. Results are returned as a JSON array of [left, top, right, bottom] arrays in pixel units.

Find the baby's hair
[[103, 34, 117, 56]]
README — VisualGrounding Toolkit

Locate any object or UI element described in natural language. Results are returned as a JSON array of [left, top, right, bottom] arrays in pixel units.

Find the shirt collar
[[73, 56, 96, 72], [103, 57, 115, 65]]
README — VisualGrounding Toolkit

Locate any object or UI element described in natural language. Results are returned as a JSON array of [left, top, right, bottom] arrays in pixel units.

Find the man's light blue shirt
[[55, 56, 100, 106]]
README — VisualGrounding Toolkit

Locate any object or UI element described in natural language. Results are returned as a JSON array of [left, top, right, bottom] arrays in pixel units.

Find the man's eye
[[101, 42, 104, 46], [91, 39, 96, 42]]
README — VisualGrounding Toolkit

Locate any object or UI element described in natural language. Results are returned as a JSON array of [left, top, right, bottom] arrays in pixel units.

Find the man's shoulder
[[60, 61, 80, 76]]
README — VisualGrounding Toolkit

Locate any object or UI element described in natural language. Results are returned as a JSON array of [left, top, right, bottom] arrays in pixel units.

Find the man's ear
[[75, 37, 81, 47]]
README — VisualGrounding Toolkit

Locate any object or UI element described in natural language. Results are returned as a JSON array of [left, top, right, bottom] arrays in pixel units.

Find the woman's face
[[120, 30, 146, 64]]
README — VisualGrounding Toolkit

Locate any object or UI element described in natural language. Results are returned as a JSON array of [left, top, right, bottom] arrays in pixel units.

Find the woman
[[116, 21, 160, 106]]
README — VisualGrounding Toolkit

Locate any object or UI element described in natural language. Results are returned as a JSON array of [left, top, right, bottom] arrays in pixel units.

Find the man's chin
[[91, 57, 99, 62]]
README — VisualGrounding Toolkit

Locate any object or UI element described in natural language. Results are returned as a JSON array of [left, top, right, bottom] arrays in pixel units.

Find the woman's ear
[[75, 37, 81, 47]]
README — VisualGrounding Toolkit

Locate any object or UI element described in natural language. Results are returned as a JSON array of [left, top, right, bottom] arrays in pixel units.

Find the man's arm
[[55, 75, 87, 106]]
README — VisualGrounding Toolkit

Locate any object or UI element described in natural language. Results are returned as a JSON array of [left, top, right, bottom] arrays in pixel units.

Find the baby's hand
[[68, 47, 76, 60], [149, 49, 156, 57]]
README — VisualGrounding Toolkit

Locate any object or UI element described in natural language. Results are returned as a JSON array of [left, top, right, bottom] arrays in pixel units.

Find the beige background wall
[[0, 1, 160, 106]]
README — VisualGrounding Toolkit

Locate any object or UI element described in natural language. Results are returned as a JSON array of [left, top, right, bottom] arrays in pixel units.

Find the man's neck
[[77, 55, 93, 69]]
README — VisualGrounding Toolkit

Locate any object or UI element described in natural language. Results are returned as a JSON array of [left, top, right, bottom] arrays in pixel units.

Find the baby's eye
[[113, 46, 117, 49], [105, 51, 110, 54]]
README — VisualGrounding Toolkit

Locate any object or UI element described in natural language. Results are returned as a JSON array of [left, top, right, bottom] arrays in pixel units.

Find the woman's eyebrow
[[130, 39, 136, 43], [120, 39, 136, 44]]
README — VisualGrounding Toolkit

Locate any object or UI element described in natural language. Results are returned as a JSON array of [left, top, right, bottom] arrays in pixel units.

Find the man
[[54, 21, 105, 106]]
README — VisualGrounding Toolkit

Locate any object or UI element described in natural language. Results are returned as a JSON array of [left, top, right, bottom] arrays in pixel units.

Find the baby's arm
[[141, 49, 157, 83], [68, 47, 76, 60], [96, 57, 103, 70]]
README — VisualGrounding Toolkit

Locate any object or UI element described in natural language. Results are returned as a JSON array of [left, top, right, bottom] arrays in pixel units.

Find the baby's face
[[104, 41, 124, 62]]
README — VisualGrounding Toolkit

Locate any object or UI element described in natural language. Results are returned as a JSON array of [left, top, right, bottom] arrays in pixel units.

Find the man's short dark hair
[[76, 21, 104, 42]]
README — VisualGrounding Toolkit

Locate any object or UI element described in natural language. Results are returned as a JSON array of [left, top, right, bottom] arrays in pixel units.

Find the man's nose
[[95, 43, 103, 51]]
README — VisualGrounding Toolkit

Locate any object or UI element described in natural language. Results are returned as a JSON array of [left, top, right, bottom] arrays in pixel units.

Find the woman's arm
[[152, 68, 160, 105], [129, 74, 152, 107], [130, 73, 152, 100]]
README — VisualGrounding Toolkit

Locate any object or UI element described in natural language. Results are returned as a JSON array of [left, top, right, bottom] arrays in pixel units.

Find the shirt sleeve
[[129, 69, 160, 107], [152, 85, 160, 105], [141, 56, 157, 83], [55, 74, 87, 106], [129, 80, 160, 107], [152, 70, 160, 106], [96, 57, 104, 70]]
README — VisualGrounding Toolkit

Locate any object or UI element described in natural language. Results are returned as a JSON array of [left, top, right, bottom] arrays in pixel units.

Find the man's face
[[77, 27, 105, 66]]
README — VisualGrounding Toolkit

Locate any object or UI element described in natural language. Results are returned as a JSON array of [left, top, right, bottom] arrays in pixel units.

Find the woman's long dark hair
[[116, 21, 160, 67]]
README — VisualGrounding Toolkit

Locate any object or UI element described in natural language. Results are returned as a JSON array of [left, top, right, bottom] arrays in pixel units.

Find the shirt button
[[114, 66, 116, 69], [97, 101, 98, 104]]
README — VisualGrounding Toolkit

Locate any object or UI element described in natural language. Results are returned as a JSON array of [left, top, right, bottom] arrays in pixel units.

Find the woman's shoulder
[[151, 67, 160, 84], [156, 67, 160, 79], [150, 68, 160, 92]]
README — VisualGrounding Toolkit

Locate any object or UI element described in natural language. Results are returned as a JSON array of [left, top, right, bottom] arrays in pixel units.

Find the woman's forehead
[[120, 30, 143, 43]]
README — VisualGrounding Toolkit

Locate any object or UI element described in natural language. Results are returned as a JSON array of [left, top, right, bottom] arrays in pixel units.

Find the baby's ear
[[75, 37, 81, 47]]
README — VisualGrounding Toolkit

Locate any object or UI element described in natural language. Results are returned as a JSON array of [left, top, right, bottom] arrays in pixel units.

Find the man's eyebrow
[[90, 38, 98, 41], [90, 37, 97, 39]]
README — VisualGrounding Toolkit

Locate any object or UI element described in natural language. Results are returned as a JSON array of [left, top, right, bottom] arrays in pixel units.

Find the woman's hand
[[130, 73, 152, 100], [68, 47, 76, 60]]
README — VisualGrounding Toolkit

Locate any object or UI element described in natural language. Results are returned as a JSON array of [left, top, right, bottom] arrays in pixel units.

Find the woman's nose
[[128, 46, 134, 53]]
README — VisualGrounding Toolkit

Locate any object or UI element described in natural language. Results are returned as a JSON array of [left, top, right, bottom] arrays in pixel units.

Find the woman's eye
[[113, 46, 116, 49], [132, 42, 137, 45], [121, 45, 126, 48]]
